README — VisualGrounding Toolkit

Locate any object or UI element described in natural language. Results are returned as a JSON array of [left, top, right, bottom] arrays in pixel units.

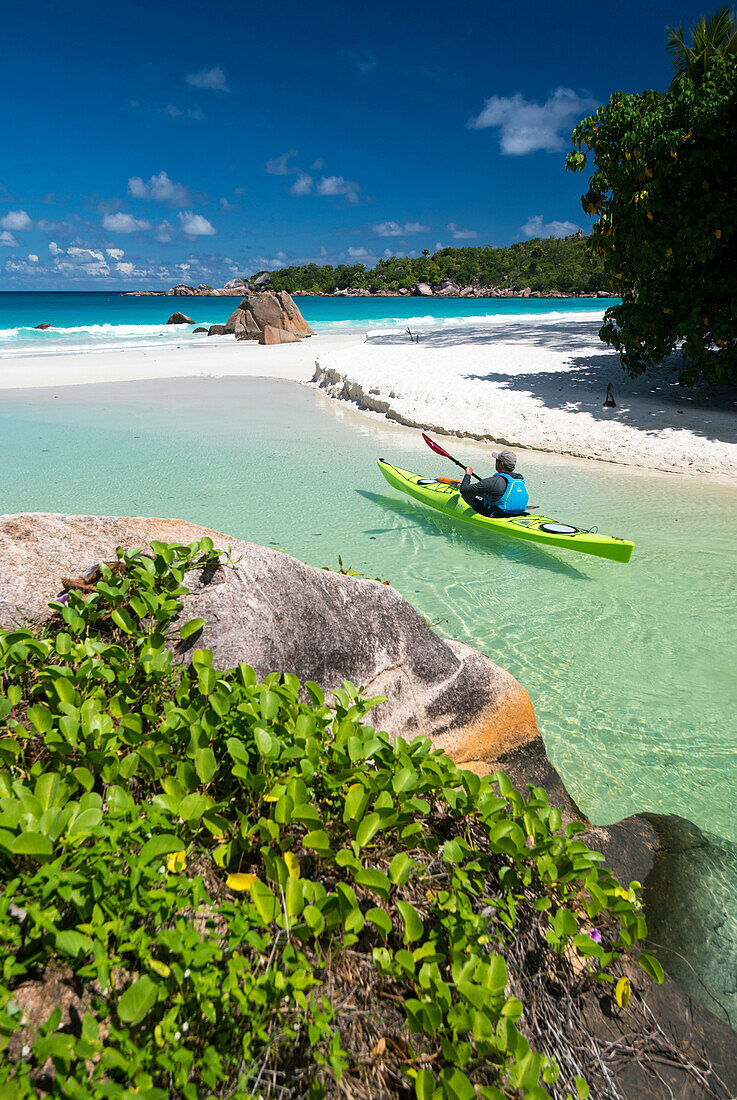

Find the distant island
[[124, 234, 612, 299]]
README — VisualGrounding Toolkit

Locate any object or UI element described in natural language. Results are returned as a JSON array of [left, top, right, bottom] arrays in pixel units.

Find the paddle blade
[[422, 433, 453, 459]]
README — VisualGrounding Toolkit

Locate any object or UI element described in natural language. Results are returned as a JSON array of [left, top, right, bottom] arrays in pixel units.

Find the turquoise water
[[1, 374, 736, 1021], [0, 291, 618, 357]]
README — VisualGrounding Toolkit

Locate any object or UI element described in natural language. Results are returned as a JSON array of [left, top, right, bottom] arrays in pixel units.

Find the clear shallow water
[[0, 291, 619, 357], [1, 375, 736, 1019]]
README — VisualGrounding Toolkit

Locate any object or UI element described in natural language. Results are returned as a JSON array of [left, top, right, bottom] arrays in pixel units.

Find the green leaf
[[356, 812, 381, 848], [575, 1076, 590, 1099], [443, 839, 464, 864], [12, 832, 53, 859], [354, 868, 391, 898], [254, 728, 273, 756], [55, 930, 94, 958], [366, 907, 392, 938], [138, 835, 185, 864], [303, 829, 331, 857], [117, 975, 159, 1026], [389, 851, 414, 886], [639, 952, 664, 983], [194, 746, 217, 784], [180, 617, 204, 640], [111, 608, 135, 635], [27, 704, 53, 734], [396, 900, 423, 943], [414, 1069, 435, 1100]]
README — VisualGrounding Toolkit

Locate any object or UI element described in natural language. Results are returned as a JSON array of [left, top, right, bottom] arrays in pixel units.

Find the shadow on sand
[[368, 321, 737, 447]]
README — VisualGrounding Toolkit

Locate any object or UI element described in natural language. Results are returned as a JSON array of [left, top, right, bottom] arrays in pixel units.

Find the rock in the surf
[[166, 311, 194, 325], [34, 323, 52, 330], [207, 324, 227, 336], [222, 291, 313, 343], [259, 325, 300, 345]]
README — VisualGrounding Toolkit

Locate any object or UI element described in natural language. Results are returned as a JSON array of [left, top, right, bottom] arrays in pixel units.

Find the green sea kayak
[[377, 460, 635, 564]]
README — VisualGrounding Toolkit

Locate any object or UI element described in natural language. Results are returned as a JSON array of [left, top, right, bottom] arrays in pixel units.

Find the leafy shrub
[[567, 56, 737, 385], [0, 540, 660, 1098]]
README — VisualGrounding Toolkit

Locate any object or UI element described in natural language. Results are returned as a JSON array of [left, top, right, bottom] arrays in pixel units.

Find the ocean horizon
[[0, 290, 619, 359]]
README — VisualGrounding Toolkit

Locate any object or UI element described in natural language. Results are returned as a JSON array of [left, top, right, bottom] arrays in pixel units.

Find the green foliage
[[568, 56, 737, 385], [0, 541, 657, 1098], [666, 6, 737, 92], [256, 237, 607, 296]]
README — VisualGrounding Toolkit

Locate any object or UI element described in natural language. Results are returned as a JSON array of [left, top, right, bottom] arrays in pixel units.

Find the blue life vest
[[493, 472, 529, 515]]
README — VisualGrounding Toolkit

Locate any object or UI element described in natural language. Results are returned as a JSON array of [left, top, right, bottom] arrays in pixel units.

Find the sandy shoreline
[[314, 317, 737, 480], [1, 316, 735, 479]]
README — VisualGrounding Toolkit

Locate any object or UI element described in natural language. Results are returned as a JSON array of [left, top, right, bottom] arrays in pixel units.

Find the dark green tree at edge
[[567, 52, 737, 386]]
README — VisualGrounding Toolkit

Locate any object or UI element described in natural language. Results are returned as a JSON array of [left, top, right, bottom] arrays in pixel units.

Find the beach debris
[[406, 327, 419, 343], [604, 383, 617, 407], [166, 311, 194, 325]]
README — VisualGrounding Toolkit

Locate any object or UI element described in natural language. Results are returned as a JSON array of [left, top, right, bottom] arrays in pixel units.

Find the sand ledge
[[311, 318, 737, 480]]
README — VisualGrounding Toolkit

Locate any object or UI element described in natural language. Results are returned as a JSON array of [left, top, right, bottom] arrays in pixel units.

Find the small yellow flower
[[715, 229, 722, 240]]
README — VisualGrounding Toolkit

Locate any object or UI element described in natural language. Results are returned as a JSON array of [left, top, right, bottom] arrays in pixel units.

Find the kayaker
[[459, 449, 529, 516]]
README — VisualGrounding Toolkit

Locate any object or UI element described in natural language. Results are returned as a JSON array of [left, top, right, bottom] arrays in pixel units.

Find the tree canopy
[[666, 5, 737, 91], [251, 236, 606, 296], [567, 55, 737, 385]]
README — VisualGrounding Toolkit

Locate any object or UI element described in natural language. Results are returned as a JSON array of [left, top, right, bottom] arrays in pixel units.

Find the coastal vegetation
[[568, 13, 737, 385], [0, 539, 661, 1099], [258, 236, 607, 297]]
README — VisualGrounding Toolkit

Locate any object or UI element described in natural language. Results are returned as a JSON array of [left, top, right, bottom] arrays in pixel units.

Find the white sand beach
[[0, 333, 357, 390], [313, 315, 737, 480], [2, 315, 735, 479]]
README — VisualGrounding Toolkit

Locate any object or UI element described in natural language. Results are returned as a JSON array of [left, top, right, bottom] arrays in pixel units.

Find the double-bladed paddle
[[421, 431, 540, 508], [421, 433, 480, 480]]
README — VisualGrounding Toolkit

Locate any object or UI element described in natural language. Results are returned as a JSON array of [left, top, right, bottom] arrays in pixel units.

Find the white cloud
[[0, 230, 18, 246], [468, 87, 599, 155], [128, 170, 192, 206], [185, 64, 229, 92], [447, 222, 478, 240], [116, 261, 135, 275], [522, 215, 582, 238], [103, 212, 151, 233], [373, 220, 430, 236], [1, 210, 31, 230], [311, 157, 325, 170], [348, 246, 371, 258], [67, 246, 107, 264], [435, 241, 444, 251], [49, 241, 62, 256], [219, 197, 239, 212], [178, 211, 216, 237], [319, 245, 327, 256], [290, 172, 313, 196], [28, 253, 38, 262], [316, 175, 360, 203], [106, 247, 125, 259], [266, 150, 298, 175], [156, 220, 173, 243], [164, 104, 182, 118]]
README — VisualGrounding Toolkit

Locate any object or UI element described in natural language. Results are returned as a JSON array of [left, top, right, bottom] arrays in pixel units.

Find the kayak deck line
[[377, 459, 635, 564]]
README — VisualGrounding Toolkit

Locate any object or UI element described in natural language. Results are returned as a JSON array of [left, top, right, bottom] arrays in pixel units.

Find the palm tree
[[666, 6, 737, 90]]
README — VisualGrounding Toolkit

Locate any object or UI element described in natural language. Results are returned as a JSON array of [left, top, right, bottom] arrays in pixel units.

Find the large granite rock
[[411, 281, 433, 296], [223, 291, 313, 343], [259, 324, 300, 345], [166, 311, 194, 325], [0, 513, 541, 773]]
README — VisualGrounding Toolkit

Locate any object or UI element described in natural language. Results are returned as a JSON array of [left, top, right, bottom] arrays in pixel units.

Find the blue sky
[[1, 0, 708, 288]]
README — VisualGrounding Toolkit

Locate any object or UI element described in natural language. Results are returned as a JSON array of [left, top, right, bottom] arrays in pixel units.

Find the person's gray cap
[[492, 449, 517, 470]]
